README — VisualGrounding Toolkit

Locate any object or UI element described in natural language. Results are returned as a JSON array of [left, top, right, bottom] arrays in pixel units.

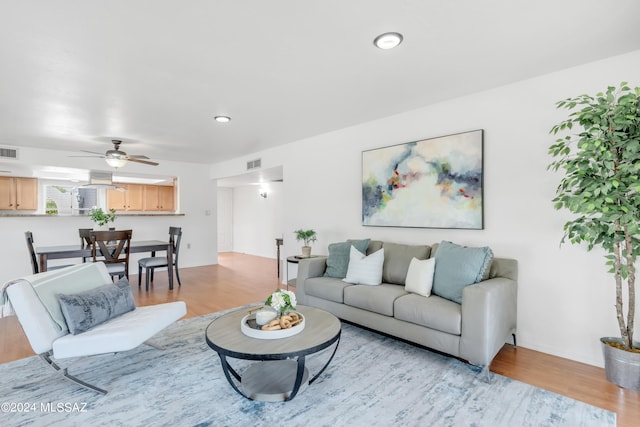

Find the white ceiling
[[1, 1, 639, 166]]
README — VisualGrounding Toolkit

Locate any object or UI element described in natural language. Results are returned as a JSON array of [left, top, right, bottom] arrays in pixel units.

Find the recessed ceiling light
[[373, 32, 403, 50], [214, 115, 231, 123]]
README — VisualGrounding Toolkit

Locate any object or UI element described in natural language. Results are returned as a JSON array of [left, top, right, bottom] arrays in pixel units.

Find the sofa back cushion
[[324, 239, 370, 278], [381, 242, 431, 285], [431, 241, 493, 304], [365, 240, 383, 255]]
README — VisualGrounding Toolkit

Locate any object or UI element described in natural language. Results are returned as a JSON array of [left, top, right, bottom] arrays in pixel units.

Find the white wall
[[211, 49, 640, 367], [230, 182, 284, 259], [0, 146, 218, 284], [217, 187, 233, 252]]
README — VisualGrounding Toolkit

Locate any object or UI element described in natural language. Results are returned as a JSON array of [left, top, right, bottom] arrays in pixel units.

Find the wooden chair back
[[169, 226, 182, 266], [25, 231, 39, 274], [90, 229, 132, 277], [79, 228, 93, 247], [79, 228, 93, 262]]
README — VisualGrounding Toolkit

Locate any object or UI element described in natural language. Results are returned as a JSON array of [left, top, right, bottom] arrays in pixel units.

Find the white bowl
[[241, 313, 305, 340]]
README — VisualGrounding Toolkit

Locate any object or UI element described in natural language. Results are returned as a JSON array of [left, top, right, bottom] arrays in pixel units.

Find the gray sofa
[[295, 240, 518, 376]]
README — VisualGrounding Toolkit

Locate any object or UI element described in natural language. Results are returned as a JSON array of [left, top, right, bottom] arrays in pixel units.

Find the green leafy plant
[[45, 199, 58, 215], [548, 82, 640, 352], [89, 208, 117, 227], [265, 289, 297, 315], [294, 229, 317, 247]]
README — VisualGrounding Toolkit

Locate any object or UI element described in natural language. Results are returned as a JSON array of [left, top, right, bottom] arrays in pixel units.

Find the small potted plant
[[548, 82, 640, 390], [294, 229, 317, 258], [89, 207, 117, 228]]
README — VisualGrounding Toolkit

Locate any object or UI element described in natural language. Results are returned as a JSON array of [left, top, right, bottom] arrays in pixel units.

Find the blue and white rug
[[0, 309, 615, 427]]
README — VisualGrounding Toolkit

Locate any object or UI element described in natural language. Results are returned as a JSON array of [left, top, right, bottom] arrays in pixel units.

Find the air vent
[[246, 158, 262, 170], [0, 147, 18, 160]]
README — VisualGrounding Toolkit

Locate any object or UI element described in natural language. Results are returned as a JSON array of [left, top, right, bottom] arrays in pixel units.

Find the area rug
[[0, 308, 615, 427]]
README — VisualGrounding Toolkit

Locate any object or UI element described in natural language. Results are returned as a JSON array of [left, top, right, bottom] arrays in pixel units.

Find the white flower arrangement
[[265, 289, 297, 315]]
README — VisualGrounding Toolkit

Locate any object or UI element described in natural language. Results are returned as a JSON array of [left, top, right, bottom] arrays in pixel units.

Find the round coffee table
[[205, 305, 341, 402]]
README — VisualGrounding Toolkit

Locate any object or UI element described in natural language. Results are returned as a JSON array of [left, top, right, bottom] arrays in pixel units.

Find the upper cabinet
[[0, 177, 38, 210], [108, 184, 174, 212], [143, 185, 175, 211], [107, 184, 144, 211]]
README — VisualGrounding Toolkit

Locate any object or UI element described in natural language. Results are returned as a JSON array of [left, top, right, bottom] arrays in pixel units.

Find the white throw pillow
[[404, 257, 435, 297], [342, 246, 384, 286]]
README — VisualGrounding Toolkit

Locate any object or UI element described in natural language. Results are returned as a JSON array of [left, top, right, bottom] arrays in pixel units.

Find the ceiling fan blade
[[79, 149, 105, 155], [127, 154, 150, 159], [127, 157, 159, 166], [68, 155, 104, 158]]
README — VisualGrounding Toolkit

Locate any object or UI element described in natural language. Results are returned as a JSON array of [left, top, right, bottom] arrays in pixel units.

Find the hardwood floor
[[1, 252, 637, 426]]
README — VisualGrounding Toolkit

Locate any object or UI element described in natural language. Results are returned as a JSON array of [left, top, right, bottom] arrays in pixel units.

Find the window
[[45, 185, 97, 215]]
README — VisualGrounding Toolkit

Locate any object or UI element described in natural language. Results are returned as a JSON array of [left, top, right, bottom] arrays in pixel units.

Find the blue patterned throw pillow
[[58, 278, 136, 335], [431, 241, 493, 304]]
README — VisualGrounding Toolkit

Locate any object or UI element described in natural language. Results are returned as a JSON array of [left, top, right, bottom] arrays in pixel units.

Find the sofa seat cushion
[[343, 284, 408, 316], [382, 242, 431, 285], [394, 294, 462, 335], [305, 277, 353, 303]]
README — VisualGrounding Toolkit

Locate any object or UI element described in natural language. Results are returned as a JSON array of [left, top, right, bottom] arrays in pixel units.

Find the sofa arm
[[295, 256, 327, 304], [459, 277, 517, 367]]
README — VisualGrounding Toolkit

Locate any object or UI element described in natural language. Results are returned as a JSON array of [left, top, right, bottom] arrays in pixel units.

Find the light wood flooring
[[1, 252, 637, 426]]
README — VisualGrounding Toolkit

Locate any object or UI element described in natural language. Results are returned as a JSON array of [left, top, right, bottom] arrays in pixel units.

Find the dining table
[[35, 240, 175, 289]]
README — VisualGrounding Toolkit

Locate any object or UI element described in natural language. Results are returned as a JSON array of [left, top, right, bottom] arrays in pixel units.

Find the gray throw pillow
[[58, 278, 136, 335], [324, 239, 370, 278], [431, 241, 493, 304]]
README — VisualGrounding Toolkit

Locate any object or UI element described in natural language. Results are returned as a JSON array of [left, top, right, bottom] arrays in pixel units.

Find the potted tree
[[294, 229, 317, 258], [548, 82, 640, 390]]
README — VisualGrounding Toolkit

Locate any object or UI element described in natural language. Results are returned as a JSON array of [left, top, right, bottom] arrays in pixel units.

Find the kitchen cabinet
[[109, 184, 175, 212], [0, 177, 38, 210], [143, 185, 175, 211], [107, 184, 144, 211]]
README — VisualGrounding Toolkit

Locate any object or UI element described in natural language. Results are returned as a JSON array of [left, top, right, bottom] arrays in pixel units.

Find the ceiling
[[1, 1, 639, 166]]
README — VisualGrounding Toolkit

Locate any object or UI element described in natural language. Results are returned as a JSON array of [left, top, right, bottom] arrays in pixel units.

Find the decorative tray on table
[[240, 310, 305, 340]]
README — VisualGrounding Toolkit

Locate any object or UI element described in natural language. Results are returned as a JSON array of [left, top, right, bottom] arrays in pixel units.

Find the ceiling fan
[[71, 140, 159, 168]]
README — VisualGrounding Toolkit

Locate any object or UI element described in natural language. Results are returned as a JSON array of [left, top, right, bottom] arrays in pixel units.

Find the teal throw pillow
[[324, 239, 370, 278], [431, 241, 493, 304]]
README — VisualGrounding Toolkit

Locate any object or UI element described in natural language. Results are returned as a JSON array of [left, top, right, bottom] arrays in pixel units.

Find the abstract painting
[[362, 130, 483, 229]]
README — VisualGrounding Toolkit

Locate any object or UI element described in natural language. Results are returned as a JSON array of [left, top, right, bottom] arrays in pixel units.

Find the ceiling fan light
[[214, 115, 231, 123], [105, 157, 127, 168], [374, 32, 403, 50]]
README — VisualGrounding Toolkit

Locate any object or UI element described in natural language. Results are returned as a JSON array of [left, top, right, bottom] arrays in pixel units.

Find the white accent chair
[[4, 262, 187, 394]]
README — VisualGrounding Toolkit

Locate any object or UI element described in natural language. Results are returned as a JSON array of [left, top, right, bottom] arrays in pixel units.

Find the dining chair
[[78, 228, 93, 262], [24, 231, 74, 274], [138, 226, 182, 291], [90, 229, 133, 281]]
